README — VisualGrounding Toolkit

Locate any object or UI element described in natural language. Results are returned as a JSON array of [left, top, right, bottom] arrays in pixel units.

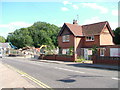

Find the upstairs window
[[62, 35, 70, 42], [86, 36, 94, 41]]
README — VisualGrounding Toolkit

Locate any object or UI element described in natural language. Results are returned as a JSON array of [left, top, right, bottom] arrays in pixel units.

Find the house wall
[[100, 45, 120, 57], [74, 37, 84, 59], [83, 35, 100, 47], [100, 26, 114, 45], [58, 35, 74, 48], [58, 27, 74, 48], [97, 48, 110, 57]]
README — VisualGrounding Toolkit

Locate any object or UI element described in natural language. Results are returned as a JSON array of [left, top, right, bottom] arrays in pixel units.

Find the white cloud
[[72, 4, 79, 10], [62, 1, 79, 10], [83, 17, 101, 25], [56, 23, 63, 27], [61, 7, 69, 11], [109, 22, 118, 30], [0, 24, 9, 28], [63, 1, 72, 5], [82, 3, 108, 14], [0, 22, 32, 29], [83, 17, 117, 30], [0, 22, 32, 38], [9, 22, 32, 27], [112, 10, 118, 16]]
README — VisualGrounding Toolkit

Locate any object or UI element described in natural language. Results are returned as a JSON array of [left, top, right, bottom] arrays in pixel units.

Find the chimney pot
[[73, 19, 78, 24]]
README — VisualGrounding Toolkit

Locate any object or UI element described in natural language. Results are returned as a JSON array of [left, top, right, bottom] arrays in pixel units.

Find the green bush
[[77, 56, 85, 63]]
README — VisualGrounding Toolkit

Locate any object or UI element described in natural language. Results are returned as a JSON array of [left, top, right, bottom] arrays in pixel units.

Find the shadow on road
[[57, 79, 76, 83], [57, 74, 103, 83]]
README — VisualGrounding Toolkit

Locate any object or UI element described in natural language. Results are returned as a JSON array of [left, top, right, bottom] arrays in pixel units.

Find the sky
[[0, 0, 119, 38]]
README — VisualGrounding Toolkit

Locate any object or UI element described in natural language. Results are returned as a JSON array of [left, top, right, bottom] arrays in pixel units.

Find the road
[[1, 57, 119, 88]]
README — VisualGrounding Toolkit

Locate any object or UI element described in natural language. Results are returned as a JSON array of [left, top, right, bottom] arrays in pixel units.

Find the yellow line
[[18, 71, 52, 88], [4, 63, 53, 90]]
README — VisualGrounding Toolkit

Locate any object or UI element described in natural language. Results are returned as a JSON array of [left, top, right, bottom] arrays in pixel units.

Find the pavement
[[0, 61, 36, 90], [30, 58, 120, 71]]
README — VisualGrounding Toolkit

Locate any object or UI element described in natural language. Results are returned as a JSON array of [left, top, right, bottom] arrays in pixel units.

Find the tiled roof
[[82, 21, 107, 36], [65, 23, 83, 36], [62, 21, 114, 37]]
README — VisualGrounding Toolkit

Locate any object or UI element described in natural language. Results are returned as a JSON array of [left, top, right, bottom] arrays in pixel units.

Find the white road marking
[[55, 67, 85, 74], [112, 77, 120, 80]]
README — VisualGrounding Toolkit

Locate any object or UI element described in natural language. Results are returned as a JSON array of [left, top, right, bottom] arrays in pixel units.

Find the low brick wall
[[44, 55, 56, 60], [56, 55, 75, 62], [93, 56, 120, 65], [43, 55, 75, 62], [93, 59, 120, 65]]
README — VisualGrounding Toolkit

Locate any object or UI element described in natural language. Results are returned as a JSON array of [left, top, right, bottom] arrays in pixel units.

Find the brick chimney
[[73, 19, 78, 24]]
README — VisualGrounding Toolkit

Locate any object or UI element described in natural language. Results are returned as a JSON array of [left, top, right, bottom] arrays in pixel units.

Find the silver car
[[0, 52, 2, 58]]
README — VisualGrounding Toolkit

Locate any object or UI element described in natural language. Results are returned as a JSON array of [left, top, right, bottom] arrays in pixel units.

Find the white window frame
[[62, 49, 69, 55], [86, 36, 94, 41], [100, 48, 105, 56], [62, 35, 70, 42]]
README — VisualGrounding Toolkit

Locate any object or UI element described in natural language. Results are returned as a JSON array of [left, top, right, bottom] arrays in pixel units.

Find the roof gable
[[58, 23, 83, 36], [58, 23, 73, 36], [101, 22, 114, 37]]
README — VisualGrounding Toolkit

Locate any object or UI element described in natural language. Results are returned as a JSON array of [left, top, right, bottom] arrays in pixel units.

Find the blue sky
[[0, 0, 119, 38]]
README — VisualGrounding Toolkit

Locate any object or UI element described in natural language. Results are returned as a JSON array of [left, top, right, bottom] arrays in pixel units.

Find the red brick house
[[58, 20, 116, 60]]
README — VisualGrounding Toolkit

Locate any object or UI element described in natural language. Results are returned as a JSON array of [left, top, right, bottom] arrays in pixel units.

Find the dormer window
[[86, 36, 94, 41], [62, 35, 70, 42]]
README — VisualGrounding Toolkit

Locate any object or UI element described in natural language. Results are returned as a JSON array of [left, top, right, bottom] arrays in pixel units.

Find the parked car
[[0, 52, 2, 58]]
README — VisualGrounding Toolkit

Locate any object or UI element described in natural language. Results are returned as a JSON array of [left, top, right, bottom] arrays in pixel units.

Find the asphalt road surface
[[1, 57, 119, 88]]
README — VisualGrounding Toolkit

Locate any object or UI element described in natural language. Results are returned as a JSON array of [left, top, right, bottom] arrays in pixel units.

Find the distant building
[[0, 43, 12, 56]]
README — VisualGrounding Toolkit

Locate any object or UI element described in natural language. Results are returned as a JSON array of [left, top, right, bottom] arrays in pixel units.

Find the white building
[[0, 43, 11, 56]]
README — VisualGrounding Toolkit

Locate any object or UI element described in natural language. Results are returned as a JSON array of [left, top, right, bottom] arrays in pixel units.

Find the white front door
[[84, 49, 88, 60]]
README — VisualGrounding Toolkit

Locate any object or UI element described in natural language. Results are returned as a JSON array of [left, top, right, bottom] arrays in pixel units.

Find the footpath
[[0, 61, 36, 90], [30, 59, 119, 71]]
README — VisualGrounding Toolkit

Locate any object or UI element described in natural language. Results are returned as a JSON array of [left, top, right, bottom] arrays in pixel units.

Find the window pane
[[86, 36, 94, 41], [62, 36, 65, 42], [89, 36, 91, 40], [62, 35, 69, 42], [92, 36, 94, 40], [62, 49, 66, 54], [66, 35, 69, 41]]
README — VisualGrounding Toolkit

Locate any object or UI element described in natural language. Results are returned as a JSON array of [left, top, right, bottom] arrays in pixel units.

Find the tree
[[113, 27, 120, 45], [7, 21, 61, 49], [7, 28, 33, 48], [0, 36, 6, 43], [28, 21, 60, 48]]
